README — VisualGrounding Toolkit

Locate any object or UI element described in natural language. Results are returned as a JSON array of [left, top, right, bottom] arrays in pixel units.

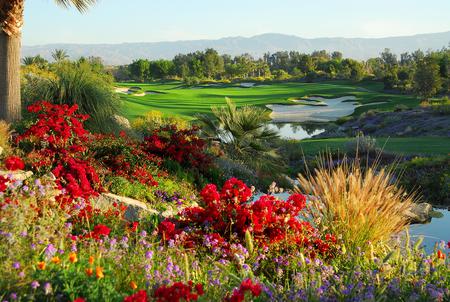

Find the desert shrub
[[183, 76, 201, 86], [430, 96, 450, 115], [297, 158, 415, 253], [131, 110, 190, 135], [345, 133, 378, 154], [0, 121, 11, 156], [398, 156, 450, 205]]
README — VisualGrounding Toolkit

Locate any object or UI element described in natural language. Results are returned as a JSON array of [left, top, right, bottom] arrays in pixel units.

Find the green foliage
[[398, 156, 450, 205], [197, 98, 282, 174], [414, 56, 442, 99], [131, 110, 190, 136]]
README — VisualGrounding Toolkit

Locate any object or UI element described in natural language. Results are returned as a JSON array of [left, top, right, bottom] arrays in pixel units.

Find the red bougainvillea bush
[[158, 177, 338, 259]]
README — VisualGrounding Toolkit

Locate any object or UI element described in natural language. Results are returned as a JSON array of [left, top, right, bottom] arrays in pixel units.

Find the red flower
[[4, 156, 25, 171], [84, 224, 111, 240], [124, 290, 148, 302], [0, 175, 7, 192], [437, 250, 446, 260], [73, 298, 86, 302], [225, 279, 262, 302], [153, 281, 203, 302], [158, 220, 177, 241]]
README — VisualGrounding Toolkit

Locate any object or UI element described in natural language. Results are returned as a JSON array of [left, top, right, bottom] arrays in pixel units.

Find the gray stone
[[112, 115, 132, 130], [99, 193, 159, 221], [405, 203, 433, 224]]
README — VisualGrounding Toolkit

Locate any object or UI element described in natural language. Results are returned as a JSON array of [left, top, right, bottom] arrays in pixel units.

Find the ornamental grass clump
[[297, 158, 415, 253]]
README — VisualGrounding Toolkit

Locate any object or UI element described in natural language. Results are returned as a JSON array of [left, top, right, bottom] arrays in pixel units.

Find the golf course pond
[[267, 96, 386, 123]]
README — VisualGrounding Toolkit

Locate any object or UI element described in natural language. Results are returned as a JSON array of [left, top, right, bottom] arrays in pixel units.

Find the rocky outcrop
[[97, 193, 159, 221], [405, 203, 433, 224]]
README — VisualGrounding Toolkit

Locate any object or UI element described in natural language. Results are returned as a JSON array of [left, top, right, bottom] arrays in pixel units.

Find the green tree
[[414, 57, 442, 99], [129, 59, 150, 82], [203, 48, 224, 79], [51, 49, 69, 62], [0, 0, 97, 122]]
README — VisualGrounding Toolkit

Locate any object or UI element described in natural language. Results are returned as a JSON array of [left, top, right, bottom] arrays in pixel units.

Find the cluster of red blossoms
[[225, 279, 262, 302], [0, 175, 7, 192], [82, 224, 111, 240], [17, 102, 102, 216], [159, 178, 337, 257], [89, 133, 161, 188], [153, 281, 204, 302], [123, 290, 148, 302], [143, 125, 211, 170], [3, 156, 25, 171]]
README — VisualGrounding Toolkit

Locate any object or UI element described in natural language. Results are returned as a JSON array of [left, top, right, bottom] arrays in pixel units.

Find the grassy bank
[[282, 137, 450, 157]]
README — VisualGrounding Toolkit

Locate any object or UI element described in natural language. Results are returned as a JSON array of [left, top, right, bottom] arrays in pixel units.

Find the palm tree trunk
[[0, 31, 21, 122]]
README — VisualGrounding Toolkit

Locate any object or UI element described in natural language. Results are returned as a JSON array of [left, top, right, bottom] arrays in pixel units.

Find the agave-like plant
[[197, 97, 281, 172]]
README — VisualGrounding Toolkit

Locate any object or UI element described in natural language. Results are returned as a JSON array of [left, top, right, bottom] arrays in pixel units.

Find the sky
[[23, 0, 450, 45]]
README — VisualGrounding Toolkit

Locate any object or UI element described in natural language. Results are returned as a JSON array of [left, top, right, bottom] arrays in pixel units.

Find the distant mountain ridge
[[22, 31, 450, 65]]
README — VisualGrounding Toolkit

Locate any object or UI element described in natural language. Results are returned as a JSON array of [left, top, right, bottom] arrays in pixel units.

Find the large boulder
[[97, 193, 159, 221], [405, 203, 433, 224]]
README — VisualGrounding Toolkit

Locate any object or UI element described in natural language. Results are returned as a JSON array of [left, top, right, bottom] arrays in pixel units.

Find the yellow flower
[[85, 267, 93, 277], [130, 281, 138, 290], [51, 256, 61, 265], [95, 266, 104, 279], [69, 252, 78, 263], [88, 255, 95, 265], [37, 261, 46, 270]]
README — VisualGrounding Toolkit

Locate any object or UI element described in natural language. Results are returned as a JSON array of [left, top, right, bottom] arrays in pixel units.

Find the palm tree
[[0, 0, 96, 122], [52, 49, 69, 63], [197, 98, 281, 173]]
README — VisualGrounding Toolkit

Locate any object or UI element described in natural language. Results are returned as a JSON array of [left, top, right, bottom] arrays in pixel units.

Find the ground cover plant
[[0, 101, 449, 301]]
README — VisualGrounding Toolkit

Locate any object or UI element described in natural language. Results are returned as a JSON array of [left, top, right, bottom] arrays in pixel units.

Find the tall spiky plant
[[197, 97, 280, 172], [296, 157, 415, 253], [0, 0, 96, 122]]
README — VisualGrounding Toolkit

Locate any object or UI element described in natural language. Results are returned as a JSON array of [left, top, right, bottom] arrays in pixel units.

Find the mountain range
[[22, 31, 450, 65]]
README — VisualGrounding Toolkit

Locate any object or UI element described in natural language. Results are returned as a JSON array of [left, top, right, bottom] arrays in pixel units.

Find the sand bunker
[[268, 96, 362, 123], [239, 82, 255, 88], [114, 87, 130, 94]]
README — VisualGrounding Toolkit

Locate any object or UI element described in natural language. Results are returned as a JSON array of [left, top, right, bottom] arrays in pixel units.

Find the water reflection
[[269, 123, 325, 140], [409, 208, 450, 253]]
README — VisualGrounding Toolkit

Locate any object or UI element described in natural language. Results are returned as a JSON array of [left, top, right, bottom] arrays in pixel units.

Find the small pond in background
[[409, 208, 450, 253], [269, 122, 325, 140]]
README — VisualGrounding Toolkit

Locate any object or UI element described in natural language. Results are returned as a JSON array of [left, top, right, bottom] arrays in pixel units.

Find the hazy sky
[[23, 0, 450, 45]]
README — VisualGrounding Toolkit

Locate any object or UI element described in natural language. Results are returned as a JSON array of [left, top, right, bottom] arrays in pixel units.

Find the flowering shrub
[[124, 290, 148, 302], [17, 101, 102, 207], [3, 156, 25, 171], [153, 281, 204, 302], [143, 125, 211, 170], [159, 178, 337, 258]]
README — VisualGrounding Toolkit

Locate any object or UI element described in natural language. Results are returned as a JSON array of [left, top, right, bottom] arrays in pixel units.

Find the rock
[[405, 203, 433, 224], [98, 193, 159, 221], [0, 146, 3, 156], [0, 170, 33, 181], [112, 115, 131, 130]]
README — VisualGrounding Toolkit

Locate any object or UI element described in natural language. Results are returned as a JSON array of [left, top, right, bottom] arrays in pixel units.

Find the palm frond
[[54, 0, 97, 12]]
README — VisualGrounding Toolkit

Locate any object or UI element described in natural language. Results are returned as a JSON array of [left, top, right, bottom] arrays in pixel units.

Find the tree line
[[111, 47, 449, 99]]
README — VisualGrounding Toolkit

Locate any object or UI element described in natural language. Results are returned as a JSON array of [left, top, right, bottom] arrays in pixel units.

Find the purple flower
[[10, 293, 17, 300], [12, 262, 20, 270], [18, 271, 25, 278], [45, 244, 57, 257], [43, 282, 52, 295], [145, 251, 153, 259], [31, 281, 40, 289]]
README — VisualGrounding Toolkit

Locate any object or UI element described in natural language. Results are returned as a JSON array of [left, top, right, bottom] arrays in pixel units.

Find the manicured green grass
[[286, 137, 450, 157], [117, 81, 419, 120]]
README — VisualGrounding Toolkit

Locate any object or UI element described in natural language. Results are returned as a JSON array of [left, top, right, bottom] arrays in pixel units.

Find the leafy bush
[[398, 156, 450, 205], [131, 110, 190, 136]]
